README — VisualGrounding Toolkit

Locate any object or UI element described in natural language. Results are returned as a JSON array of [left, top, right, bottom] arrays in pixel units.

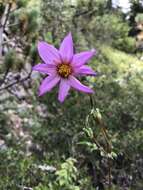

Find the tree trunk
[[107, 0, 112, 10], [0, 3, 11, 57]]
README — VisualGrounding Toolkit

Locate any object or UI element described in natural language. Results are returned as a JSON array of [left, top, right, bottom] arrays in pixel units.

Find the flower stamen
[[57, 63, 72, 78]]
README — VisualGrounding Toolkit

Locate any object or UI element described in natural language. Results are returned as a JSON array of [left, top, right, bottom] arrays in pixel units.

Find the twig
[[74, 8, 96, 17], [0, 67, 10, 86], [0, 70, 32, 91], [1, 40, 12, 46], [17, 185, 33, 190], [7, 22, 19, 27], [7, 88, 21, 101]]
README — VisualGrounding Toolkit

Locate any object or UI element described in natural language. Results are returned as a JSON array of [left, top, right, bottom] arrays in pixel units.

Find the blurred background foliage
[[0, 0, 143, 189]]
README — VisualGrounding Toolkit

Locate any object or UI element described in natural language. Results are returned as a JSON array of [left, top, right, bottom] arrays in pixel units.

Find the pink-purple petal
[[72, 49, 96, 67], [32, 64, 56, 75], [58, 79, 70, 102], [38, 42, 60, 64], [59, 32, 74, 62], [69, 76, 94, 93], [74, 65, 96, 76], [39, 75, 60, 96]]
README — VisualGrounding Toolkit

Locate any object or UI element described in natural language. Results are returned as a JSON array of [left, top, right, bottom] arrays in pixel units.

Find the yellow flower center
[[57, 63, 72, 78]]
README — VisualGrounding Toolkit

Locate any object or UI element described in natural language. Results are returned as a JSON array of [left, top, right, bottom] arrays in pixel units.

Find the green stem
[[89, 94, 112, 187]]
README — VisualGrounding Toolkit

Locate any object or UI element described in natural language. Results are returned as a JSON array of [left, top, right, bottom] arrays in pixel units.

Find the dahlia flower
[[33, 33, 96, 102]]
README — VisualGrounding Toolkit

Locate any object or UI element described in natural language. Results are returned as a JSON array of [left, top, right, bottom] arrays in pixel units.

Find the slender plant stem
[[108, 157, 111, 189], [89, 94, 112, 188]]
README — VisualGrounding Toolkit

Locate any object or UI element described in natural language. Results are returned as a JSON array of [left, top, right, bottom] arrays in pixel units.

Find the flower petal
[[39, 75, 60, 96], [74, 65, 97, 76], [72, 49, 96, 67], [32, 63, 56, 75], [38, 42, 60, 64], [69, 76, 94, 93], [59, 32, 74, 62], [58, 79, 70, 103]]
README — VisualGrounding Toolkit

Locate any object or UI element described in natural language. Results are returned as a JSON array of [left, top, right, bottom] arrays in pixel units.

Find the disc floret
[[57, 63, 72, 78]]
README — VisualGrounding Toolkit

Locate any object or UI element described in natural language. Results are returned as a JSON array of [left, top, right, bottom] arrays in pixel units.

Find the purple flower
[[33, 33, 96, 103]]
